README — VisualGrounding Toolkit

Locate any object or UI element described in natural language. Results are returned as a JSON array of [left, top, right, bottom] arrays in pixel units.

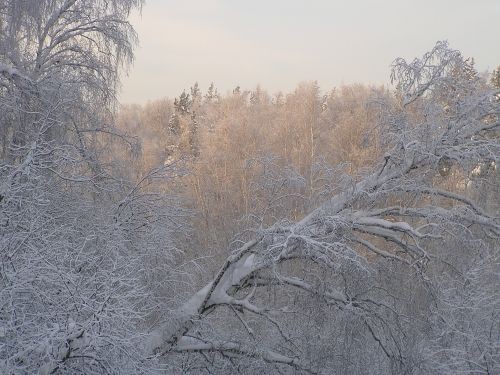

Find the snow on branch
[[0, 62, 32, 84], [145, 42, 499, 373]]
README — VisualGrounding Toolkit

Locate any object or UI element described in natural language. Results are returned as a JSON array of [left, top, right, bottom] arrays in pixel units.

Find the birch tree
[[0, 1, 188, 374]]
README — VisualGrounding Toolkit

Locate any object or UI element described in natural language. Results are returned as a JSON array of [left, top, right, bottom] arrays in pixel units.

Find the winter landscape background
[[0, 1, 499, 374]]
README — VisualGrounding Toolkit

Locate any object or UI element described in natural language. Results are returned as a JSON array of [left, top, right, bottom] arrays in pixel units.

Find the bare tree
[[0, 1, 188, 374]]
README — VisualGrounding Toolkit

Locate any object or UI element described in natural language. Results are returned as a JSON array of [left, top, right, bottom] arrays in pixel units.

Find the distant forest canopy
[[114, 71, 499, 251], [117, 82, 388, 174], [1, 0, 498, 372], [115, 83, 391, 247]]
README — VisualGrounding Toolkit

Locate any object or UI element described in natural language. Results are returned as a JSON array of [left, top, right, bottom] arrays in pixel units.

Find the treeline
[[115, 73, 498, 259], [116, 83, 391, 253]]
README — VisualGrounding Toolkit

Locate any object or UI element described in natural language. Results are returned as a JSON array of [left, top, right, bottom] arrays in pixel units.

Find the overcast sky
[[119, 0, 500, 104]]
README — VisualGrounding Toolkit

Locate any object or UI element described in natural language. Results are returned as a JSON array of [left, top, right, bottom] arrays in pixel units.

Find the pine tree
[[190, 82, 202, 105], [168, 112, 181, 135], [175, 90, 192, 115], [205, 82, 219, 102], [189, 111, 199, 157]]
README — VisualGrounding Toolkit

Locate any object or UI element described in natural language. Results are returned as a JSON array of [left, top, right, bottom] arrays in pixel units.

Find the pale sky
[[119, 0, 500, 104]]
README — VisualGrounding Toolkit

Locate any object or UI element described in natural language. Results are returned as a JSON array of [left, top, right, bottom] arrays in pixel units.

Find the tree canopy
[[1, 2, 499, 374]]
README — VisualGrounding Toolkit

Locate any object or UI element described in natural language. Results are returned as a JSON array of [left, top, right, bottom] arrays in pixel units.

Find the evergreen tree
[[175, 90, 192, 114], [205, 82, 219, 102], [189, 111, 199, 157], [190, 82, 202, 105], [168, 112, 181, 135]]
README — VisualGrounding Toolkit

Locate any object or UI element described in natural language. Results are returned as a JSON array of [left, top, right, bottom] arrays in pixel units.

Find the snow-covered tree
[[0, 1, 188, 374], [145, 41, 499, 374], [2, 3, 498, 372]]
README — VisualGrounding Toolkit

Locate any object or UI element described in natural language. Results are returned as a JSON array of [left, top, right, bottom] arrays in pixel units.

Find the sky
[[119, 0, 500, 104]]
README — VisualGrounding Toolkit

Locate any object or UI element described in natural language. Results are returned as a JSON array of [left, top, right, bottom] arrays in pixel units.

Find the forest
[[0, 1, 499, 374]]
